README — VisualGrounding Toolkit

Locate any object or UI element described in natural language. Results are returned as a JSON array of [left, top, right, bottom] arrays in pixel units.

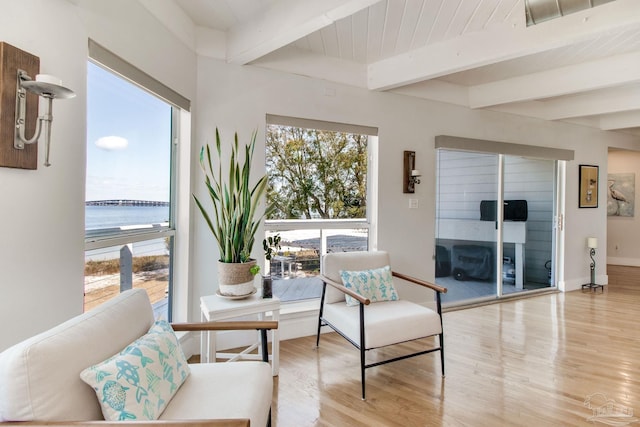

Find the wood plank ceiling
[[143, 0, 640, 136]]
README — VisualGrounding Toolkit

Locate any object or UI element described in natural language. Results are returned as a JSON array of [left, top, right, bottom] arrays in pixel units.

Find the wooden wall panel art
[[0, 42, 40, 169]]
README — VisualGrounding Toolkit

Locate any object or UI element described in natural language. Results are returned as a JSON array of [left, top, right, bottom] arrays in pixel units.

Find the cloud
[[95, 136, 128, 151]]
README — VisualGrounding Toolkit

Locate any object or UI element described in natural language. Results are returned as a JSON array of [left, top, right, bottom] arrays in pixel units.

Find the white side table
[[200, 292, 280, 376]]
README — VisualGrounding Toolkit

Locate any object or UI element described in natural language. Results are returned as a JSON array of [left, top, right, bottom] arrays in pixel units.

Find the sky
[[86, 62, 172, 202]]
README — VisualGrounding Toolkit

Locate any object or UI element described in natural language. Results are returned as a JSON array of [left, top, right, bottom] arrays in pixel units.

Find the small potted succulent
[[260, 234, 281, 298]]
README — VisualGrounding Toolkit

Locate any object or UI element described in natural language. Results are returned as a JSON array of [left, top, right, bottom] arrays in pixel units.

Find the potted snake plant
[[193, 128, 273, 297]]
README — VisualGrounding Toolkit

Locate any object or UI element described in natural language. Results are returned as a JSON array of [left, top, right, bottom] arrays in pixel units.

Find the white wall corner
[[196, 26, 227, 60], [138, 0, 196, 51], [563, 279, 583, 292], [176, 331, 199, 360]]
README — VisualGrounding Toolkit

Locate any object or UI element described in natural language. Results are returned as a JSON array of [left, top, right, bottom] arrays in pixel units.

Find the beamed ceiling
[[140, 0, 640, 136]]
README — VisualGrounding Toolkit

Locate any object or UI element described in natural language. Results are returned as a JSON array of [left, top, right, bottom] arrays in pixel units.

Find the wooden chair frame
[[1, 320, 278, 427], [316, 270, 446, 399]]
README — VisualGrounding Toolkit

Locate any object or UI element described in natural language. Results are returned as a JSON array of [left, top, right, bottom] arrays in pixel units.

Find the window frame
[[84, 45, 185, 320], [264, 118, 379, 304]]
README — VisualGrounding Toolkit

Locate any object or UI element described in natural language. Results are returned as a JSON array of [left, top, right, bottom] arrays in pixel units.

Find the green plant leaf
[[193, 127, 269, 264]]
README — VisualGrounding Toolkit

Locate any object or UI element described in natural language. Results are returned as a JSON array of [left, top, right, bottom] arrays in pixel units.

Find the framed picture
[[579, 164, 599, 208], [607, 173, 635, 217]]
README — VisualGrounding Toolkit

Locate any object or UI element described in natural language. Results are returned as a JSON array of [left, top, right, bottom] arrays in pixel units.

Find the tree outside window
[[266, 125, 367, 220], [264, 123, 372, 303]]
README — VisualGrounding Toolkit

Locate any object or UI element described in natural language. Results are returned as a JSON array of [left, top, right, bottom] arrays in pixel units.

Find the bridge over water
[[85, 200, 169, 207]]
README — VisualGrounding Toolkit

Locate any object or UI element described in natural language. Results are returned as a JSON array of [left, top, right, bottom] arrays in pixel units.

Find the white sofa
[[0, 289, 274, 426]]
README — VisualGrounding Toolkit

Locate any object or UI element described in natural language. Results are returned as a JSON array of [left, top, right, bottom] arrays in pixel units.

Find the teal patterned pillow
[[340, 265, 400, 306], [80, 320, 190, 421]]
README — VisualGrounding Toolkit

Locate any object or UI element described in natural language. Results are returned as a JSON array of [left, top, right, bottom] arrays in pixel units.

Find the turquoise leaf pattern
[[340, 265, 399, 306], [143, 399, 154, 419], [146, 369, 161, 395], [157, 397, 166, 412], [80, 320, 190, 421], [119, 411, 137, 421], [135, 385, 149, 403]]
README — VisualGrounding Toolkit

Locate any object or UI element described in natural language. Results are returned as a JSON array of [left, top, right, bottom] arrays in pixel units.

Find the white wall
[[608, 149, 640, 266], [0, 0, 196, 351], [0, 0, 87, 350], [2, 0, 639, 352], [191, 55, 639, 311]]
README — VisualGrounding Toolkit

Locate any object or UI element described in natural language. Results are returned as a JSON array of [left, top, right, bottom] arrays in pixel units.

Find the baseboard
[[607, 257, 640, 267], [562, 274, 608, 292]]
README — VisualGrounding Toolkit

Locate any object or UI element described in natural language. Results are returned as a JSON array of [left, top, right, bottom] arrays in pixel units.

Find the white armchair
[[0, 289, 275, 426], [316, 251, 447, 399]]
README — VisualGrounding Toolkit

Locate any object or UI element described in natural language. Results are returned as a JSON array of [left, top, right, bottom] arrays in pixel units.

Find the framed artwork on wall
[[607, 173, 635, 217], [579, 164, 599, 208]]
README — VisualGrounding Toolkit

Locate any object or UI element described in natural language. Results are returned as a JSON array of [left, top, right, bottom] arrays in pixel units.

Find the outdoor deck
[[273, 276, 323, 301], [84, 278, 169, 318]]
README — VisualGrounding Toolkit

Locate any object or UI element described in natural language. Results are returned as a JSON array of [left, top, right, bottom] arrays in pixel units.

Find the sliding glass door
[[436, 150, 499, 303], [501, 156, 556, 297], [435, 149, 557, 306]]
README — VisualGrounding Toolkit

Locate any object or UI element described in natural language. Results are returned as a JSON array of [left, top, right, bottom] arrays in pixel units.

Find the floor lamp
[[582, 237, 603, 292]]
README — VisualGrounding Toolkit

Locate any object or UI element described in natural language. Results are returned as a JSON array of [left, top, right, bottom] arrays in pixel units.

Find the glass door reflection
[[435, 150, 499, 304]]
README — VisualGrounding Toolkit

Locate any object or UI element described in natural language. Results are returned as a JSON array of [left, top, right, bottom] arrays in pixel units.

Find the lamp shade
[[587, 237, 598, 249]]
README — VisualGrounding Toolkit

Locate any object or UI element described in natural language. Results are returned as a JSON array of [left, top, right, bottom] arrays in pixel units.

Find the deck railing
[[265, 219, 369, 302]]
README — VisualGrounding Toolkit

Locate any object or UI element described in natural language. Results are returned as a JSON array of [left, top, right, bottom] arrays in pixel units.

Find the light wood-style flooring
[[269, 265, 640, 426]]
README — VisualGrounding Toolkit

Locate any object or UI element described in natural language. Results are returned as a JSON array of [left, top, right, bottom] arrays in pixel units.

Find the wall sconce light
[[403, 150, 421, 193], [582, 237, 603, 292], [15, 71, 75, 167]]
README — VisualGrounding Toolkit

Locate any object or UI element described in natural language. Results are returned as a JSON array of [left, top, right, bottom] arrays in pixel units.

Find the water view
[[85, 204, 169, 230]]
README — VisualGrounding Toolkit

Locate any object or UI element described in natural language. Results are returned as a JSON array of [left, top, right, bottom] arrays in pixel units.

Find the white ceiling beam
[[390, 80, 469, 107], [226, 0, 382, 65], [469, 51, 640, 108], [544, 86, 640, 120], [251, 45, 368, 89], [600, 111, 640, 130], [487, 101, 548, 121], [368, 0, 640, 90]]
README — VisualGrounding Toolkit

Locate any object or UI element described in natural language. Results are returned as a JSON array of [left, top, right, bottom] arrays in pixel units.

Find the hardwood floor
[[270, 265, 640, 426]]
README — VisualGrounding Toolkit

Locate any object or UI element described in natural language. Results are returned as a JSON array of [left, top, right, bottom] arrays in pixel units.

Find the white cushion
[[323, 300, 442, 349], [340, 265, 399, 306], [80, 320, 190, 421], [323, 251, 391, 304], [160, 362, 272, 427], [0, 289, 155, 422]]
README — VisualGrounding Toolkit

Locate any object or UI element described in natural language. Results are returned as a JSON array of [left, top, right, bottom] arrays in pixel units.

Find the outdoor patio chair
[[316, 250, 447, 399]]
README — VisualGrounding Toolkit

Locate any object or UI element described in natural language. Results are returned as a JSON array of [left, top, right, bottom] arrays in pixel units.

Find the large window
[[84, 43, 188, 320], [265, 116, 377, 303]]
